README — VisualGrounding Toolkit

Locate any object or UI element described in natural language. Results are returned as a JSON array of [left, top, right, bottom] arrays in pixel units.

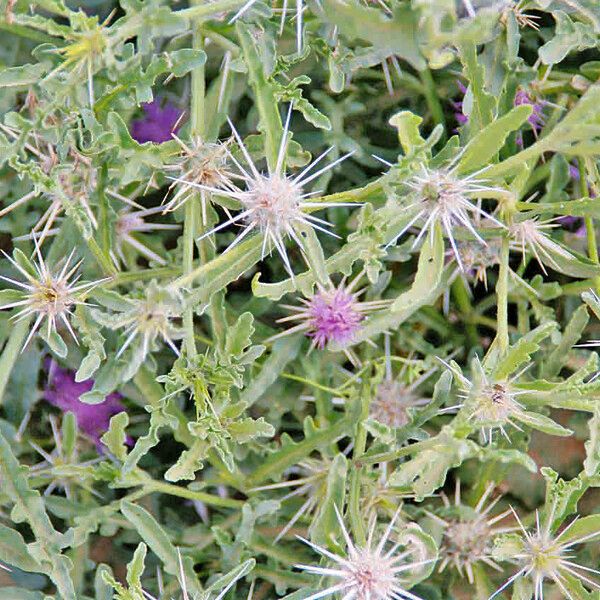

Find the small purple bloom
[[451, 81, 468, 130], [515, 88, 546, 146], [43, 360, 128, 448], [130, 99, 183, 144], [306, 288, 363, 348]]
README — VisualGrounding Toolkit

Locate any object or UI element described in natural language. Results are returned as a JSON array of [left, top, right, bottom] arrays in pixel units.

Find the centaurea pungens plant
[[1, 1, 600, 599]]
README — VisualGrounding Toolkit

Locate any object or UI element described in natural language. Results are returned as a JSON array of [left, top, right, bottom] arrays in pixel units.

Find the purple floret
[[306, 288, 363, 349], [451, 80, 468, 130], [514, 88, 546, 147], [130, 99, 183, 144], [43, 360, 128, 448]]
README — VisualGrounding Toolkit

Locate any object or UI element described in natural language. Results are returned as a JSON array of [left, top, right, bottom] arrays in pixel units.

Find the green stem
[[452, 278, 478, 347], [87, 237, 118, 277], [245, 417, 350, 487], [578, 158, 600, 295], [359, 437, 438, 465], [109, 266, 180, 287], [348, 383, 369, 546], [178, 0, 245, 20], [0, 20, 61, 43], [495, 235, 510, 354], [146, 481, 244, 509], [182, 16, 206, 359], [419, 68, 446, 136]]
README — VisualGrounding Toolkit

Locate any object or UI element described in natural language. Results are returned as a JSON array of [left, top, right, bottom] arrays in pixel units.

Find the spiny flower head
[[426, 481, 514, 584], [272, 273, 389, 355], [92, 281, 183, 366], [251, 457, 331, 542], [392, 160, 505, 270], [46, 11, 114, 105], [455, 239, 502, 289], [0, 140, 98, 245], [510, 216, 575, 275], [370, 379, 431, 429], [448, 357, 571, 444], [163, 137, 234, 215], [169, 108, 353, 277], [370, 342, 433, 429], [491, 504, 600, 600], [297, 506, 435, 600], [0, 245, 101, 351], [113, 201, 179, 266]]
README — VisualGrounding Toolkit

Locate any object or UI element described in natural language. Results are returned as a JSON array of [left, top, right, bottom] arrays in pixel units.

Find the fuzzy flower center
[[32, 279, 73, 315], [350, 550, 396, 599], [306, 288, 363, 348], [245, 174, 302, 232], [420, 171, 464, 210], [443, 518, 490, 563], [116, 212, 145, 237], [527, 535, 563, 576], [137, 304, 171, 336], [370, 380, 422, 428], [473, 383, 520, 423]]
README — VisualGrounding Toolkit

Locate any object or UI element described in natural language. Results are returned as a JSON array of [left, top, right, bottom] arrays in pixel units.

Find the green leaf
[[236, 21, 283, 172], [345, 225, 447, 346], [101, 412, 129, 461], [126, 543, 146, 591], [0, 432, 76, 600], [458, 42, 495, 131], [169, 48, 207, 77], [542, 468, 585, 526], [582, 290, 600, 321], [492, 322, 556, 380], [0, 522, 43, 573], [457, 105, 533, 173], [543, 306, 589, 378], [228, 417, 274, 442], [204, 558, 255, 597], [321, 0, 425, 70], [584, 406, 600, 478], [539, 11, 598, 65], [120, 502, 203, 597], [309, 454, 347, 547], [0, 64, 46, 88], [164, 439, 206, 482], [73, 306, 106, 381], [513, 410, 572, 437], [94, 564, 115, 600], [389, 428, 479, 500], [388, 111, 426, 156], [239, 337, 301, 407], [181, 236, 263, 307], [516, 198, 600, 219], [225, 312, 255, 360]]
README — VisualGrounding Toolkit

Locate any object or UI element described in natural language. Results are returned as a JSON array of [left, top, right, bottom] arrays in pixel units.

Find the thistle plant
[[1, 1, 600, 599]]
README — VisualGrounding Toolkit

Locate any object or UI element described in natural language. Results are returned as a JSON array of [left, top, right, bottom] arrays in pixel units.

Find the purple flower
[[451, 81, 468, 130], [273, 278, 389, 355], [515, 88, 546, 146], [130, 99, 183, 144], [306, 288, 364, 349], [43, 360, 128, 448]]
